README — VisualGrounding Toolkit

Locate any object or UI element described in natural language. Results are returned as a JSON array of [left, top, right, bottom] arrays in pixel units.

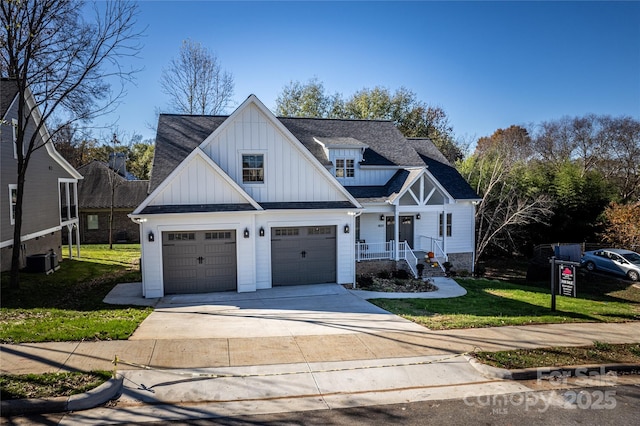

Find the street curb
[[465, 355, 640, 381], [0, 375, 123, 417]]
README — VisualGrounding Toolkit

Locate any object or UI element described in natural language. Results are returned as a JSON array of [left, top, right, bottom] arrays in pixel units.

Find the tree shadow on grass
[[372, 279, 635, 327]]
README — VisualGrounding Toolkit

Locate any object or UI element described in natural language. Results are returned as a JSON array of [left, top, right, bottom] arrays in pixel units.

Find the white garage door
[[162, 230, 237, 294], [271, 226, 336, 286]]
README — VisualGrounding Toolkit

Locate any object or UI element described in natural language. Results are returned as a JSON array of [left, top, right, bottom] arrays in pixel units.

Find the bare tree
[[459, 131, 554, 263], [160, 39, 234, 115], [1, 0, 143, 288]]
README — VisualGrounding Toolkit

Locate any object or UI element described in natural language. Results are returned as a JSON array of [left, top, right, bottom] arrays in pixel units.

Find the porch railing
[[356, 240, 419, 278], [418, 235, 448, 262]]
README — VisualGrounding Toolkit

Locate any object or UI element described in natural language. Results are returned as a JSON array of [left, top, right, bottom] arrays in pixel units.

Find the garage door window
[[168, 232, 195, 241], [308, 227, 332, 235], [275, 228, 299, 236], [205, 231, 232, 240]]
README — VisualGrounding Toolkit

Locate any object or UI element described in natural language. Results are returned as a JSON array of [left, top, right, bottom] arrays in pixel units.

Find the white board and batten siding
[[201, 104, 350, 204], [149, 153, 248, 206]]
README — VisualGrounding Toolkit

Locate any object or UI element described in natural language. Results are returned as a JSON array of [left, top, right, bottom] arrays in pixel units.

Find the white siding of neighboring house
[[201, 104, 350, 203]]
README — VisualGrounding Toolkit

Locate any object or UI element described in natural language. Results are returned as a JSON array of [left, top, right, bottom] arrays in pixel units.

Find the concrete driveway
[[129, 284, 428, 340]]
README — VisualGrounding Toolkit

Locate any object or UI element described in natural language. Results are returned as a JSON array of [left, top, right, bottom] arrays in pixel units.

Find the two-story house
[[0, 79, 82, 272], [131, 95, 479, 298]]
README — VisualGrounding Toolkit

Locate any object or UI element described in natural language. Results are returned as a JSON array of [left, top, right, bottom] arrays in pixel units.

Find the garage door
[[162, 230, 237, 294], [271, 226, 336, 286]]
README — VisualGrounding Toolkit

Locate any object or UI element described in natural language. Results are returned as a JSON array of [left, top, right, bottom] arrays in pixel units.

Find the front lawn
[[370, 278, 640, 330], [0, 371, 112, 400], [474, 342, 640, 369], [0, 244, 151, 343]]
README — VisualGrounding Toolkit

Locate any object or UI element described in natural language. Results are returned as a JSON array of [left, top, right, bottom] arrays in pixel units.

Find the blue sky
[[96, 1, 640, 146]]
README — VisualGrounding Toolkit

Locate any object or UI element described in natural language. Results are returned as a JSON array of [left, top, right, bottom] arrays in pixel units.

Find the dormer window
[[335, 158, 355, 178]]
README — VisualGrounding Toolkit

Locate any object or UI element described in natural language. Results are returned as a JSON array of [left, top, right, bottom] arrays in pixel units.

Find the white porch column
[[75, 223, 80, 258], [394, 206, 400, 261], [67, 224, 73, 259]]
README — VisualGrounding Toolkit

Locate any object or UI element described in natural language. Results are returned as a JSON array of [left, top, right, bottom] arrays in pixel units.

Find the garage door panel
[[162, 230, 237, 294], [271, 226, 336, 286]]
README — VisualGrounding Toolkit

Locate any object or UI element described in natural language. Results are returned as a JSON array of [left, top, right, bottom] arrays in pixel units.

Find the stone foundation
[[446, 252, 474, 274]]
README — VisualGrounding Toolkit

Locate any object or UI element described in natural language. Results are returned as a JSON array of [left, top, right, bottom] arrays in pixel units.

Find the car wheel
[[585, 261, 596, 272], [628, 270, 640, 281]]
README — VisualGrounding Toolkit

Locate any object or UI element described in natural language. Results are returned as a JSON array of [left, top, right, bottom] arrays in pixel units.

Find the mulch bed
[[357, 277, 438, 293]]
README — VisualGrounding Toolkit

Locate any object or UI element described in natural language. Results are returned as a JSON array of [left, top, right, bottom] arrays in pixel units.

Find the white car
[[580, 248, 640, 281]]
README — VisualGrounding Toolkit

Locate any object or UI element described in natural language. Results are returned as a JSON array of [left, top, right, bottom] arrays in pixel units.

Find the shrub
[[392, 269, 410, 279], [356, 275, 373, 287], [377, 270, 392, 279]]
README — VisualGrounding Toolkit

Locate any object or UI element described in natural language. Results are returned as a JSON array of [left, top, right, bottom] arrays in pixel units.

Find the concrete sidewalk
[[1, 282, 639, 421]]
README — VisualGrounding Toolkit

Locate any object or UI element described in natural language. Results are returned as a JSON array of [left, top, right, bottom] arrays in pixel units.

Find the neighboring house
[[76, 158, 149, 244], [131, 95, 479, 297], [0, 79, 83, 272]]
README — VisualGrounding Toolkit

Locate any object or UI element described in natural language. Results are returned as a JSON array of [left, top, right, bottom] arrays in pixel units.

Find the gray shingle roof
[[1, 79, 18, 118], [149, 113, 478, 203], [279, 117, 425, 167], [345, 170, 409, 202], [78, 161, 149, 209], [149, 114, 227, 192]]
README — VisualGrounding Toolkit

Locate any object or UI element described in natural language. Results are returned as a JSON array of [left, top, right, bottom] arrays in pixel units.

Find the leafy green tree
[[128, 140, 155, 180], [275, 78, 342, 118], [275, 80, 463, 162]]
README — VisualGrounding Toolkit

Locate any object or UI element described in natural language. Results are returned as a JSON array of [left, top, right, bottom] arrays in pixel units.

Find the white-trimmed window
[[8, 184, 17, 225], [12, 118, 18, 159], [242, 154, 264, 183], [87, 214, 99, 230], [335, 158, 355, 178], [439, 212, 452, 237]]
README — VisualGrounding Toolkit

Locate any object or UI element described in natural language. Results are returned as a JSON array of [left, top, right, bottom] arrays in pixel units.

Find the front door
[[385, 216, 414, 247]]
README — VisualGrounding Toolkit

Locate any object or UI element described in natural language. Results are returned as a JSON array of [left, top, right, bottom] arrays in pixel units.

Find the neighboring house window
[[8, 184, 17, 225], [12, 119, 18, 159], [242, 154, 264, 183], [335, 159, 355, 178], [59, 180, 78, 222], [439, 213, 452, 237], [87, 214, 99, 230]]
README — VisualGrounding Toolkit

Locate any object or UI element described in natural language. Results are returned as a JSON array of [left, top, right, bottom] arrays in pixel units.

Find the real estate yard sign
[[558, 264, 576, 297], [549, 257, 580, 311]]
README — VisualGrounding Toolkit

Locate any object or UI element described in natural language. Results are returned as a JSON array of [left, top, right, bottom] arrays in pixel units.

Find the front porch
[[355, 238, 448, 278]]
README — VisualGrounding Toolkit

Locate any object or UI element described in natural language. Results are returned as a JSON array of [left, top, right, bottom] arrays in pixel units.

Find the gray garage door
[[162, 230, 237, 294], [271, 226, 336, 286]]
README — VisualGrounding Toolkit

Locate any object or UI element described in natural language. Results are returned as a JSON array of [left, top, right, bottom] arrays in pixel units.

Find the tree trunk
[[9, 170, 27, 289]]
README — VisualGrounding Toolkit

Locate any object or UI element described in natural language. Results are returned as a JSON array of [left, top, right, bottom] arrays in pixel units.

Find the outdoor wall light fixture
[[148, 231, 154, 242], [416, 214, 421, 220], [344, 224, 350, 234], [259, 227, 265, 237], [380, 214, 385, 221], [244, 228, 250, 238]]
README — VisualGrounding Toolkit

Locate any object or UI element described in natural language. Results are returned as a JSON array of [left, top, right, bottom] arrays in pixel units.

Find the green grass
[[0, 244, 151, 343], [370, 278, 640, 330], [0, 371, 112, 400], [474, 342, 640, 369]]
